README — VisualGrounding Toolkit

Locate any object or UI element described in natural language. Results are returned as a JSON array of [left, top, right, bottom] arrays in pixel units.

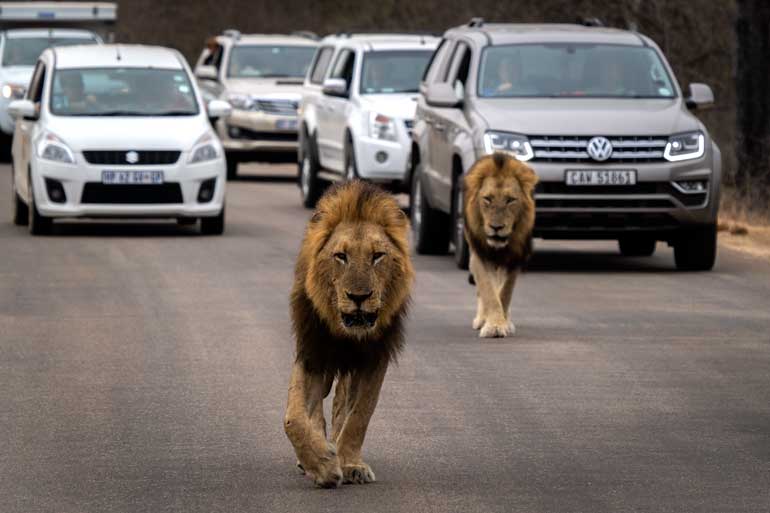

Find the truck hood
[[44, 116, 209, 151], [358, 94, 419, 121], [0, 66, 34, 87], [222, 78, 304, 98], [474, 98, 699, 136]]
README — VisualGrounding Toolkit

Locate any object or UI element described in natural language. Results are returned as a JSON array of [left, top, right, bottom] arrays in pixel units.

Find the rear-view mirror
[[425, 82, 461, 108], [8, 99, 37, 120], [195, 65, 219, 81], [686, 83, 714, 110], [322, 78, 348, 97]]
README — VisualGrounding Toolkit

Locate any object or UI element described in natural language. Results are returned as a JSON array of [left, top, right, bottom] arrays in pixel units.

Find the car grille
[[535, 181, 708, 209], [82, 150, 181, 166], [530, 135, 668, 163], [81, 183, 183, 204], [254, 99, 299, 116], [535, 212, 680, 232], [404, 119, 414, 137], [230, 127, 298, 142]]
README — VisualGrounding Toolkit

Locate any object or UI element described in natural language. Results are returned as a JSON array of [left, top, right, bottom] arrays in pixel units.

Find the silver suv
[[411, 20, 721, 271], [194, 31, 318, 179]]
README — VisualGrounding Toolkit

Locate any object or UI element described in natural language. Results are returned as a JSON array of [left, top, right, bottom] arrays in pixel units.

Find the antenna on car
[[578, 17, 604, 27], [222, 29, 241, 40], [115, 45, 121, 61], [468, 17, 484, 28]]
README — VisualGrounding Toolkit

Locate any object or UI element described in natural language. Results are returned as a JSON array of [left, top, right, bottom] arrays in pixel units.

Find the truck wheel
[[28, 177, 52, 236], [226, 155, 238, 180], [299, 134, 324, 209], [674, 224, 717, 271], [410, 163, 450, 255], [201, 205, 225, 235], [618, 236, 656, 257], [452, 179, 469, 269], [344, 140, 359, 181], [11, 167, 28, 226]]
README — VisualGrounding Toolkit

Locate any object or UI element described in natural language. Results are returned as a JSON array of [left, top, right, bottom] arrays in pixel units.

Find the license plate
[[276, 119, 298, 131], [565, 170, 637, 186], [102, 170, 164, 185]]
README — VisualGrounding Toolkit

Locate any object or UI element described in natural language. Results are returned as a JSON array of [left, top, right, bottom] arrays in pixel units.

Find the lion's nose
[[489, 223, 505, 232], [346, 290, 373, 307]]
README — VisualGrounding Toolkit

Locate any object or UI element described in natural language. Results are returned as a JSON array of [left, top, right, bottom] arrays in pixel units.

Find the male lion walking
[[284, 181, 414, 488], [464, 153, 538, 338]]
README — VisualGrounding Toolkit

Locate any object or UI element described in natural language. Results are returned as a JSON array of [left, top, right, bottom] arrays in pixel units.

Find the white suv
[[298, 33, 439, 207], [9, 44, 231, 235]]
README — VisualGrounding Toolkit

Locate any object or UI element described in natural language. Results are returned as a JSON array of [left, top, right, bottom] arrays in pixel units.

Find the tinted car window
[[309, 46, 334, 84], [227, 45, 316, 78], [2, 37, 97, 66], [360, 50, 433, 94]]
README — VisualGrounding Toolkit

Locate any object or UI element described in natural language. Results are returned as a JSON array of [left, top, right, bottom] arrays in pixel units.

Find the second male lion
[[284, 181, 413, 488], [464, 152, 538, 338]]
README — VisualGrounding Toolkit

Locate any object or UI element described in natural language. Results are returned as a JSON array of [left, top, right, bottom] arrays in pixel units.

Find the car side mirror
[[206, 99, 232, 119], [8, 99, 37, 120], [195, 65, 219, 82], [322, 78, 348, 97], [425, 82, 461, 108], [686, 83, 714, 110]]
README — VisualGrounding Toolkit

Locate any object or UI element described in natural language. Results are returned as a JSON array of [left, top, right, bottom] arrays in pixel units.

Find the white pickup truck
[[0, 2, 116, 149]]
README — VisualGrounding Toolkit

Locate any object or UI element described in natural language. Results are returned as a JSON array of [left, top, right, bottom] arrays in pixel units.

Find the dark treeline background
[[114, 0, 738, 181]]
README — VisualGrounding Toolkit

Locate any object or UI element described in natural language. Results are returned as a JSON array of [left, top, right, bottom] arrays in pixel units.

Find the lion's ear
[[516, 165, 539, 197]]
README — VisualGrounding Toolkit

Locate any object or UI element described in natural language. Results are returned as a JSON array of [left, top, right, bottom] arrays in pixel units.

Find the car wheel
[[345, 140, 358, 181], [11, 166, 28, 226], [618, 236, 656, 257], [226, 155, 238, 180], [674, 224, 717, 271], [300, 134, 324, 209], [410, 162, 450, 255], [452, 179, 469, 269], [201, 205, 225, 235], [28, 176, 52, 236]]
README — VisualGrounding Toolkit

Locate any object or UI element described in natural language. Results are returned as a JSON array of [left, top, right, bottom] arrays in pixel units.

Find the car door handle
[[433, 122, 446, 133]]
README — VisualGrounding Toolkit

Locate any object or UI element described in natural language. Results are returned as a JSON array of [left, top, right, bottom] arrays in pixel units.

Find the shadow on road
[[48, 221, 201, 237], [232, 174, 296, 184], [526, 248, 676, 273]]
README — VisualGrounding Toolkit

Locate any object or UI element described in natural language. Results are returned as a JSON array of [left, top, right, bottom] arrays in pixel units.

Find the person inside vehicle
[[58, 72, 94, 112]]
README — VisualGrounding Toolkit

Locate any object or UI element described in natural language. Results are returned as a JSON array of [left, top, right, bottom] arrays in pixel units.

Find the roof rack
[[291, 30, 319, 41], [334, 31, 438, 38], [577, 17, 604, 27], [468, 17, 484, 28], [221, 28, 241, 40]]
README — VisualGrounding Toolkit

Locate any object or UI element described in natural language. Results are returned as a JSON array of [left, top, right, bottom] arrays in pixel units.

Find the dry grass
[[718, 187, 770, 259]]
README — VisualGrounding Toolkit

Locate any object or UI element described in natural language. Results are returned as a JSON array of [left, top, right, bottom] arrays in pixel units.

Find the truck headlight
[[189, 132, 221, 163], [483, 131, 534, 161], [664, 131, 705, 162], [1, 83, 26, 100], [369, 112, 397, 141], [37, 132, 75, 164], [227, 93, 253, 111]]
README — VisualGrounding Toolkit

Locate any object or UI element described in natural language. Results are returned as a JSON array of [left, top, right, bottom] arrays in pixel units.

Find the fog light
[[198, 178, 216, 203], [45, 178, 66, 203], [375, 151, 388, 163], [674, 180, 708, 193], [228, 126, 241, 139]]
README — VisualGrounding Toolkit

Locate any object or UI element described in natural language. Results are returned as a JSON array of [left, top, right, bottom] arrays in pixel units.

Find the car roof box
[[0, 2, 117, 41]]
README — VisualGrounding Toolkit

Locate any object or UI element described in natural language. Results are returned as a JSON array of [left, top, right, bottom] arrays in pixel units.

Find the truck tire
[[452, 178, 470, 269], [299, 133, 325, 209], [410, 163, 450, 255], [201, 205, 225, 235], [674, 224, 717, 271], [11, 166, 28, 226], [226, 155, 238, 180], [28, 176, 52, 236]]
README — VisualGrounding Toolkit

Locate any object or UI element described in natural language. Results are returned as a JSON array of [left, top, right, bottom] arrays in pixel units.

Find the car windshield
[[2, 37, 97, 66], [478, 43, 677, 99], [227, 45, 316, 78], [360, 50, 434, 94], [50, 68, 199, 117]]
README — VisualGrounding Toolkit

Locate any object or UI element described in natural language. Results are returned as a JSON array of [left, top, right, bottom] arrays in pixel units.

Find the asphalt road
[[1, 163, 769, 513]]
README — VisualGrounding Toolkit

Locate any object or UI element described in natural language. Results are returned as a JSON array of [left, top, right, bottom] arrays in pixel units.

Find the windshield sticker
[[659, 87, 671, 96], [178, 85, 190, 93]]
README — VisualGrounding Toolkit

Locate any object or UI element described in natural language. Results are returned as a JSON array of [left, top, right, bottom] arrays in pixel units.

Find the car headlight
[[189, 132, 221, 163], [36, 132, 75, 164], [483, 131, 534, 161], [227, 93, 253, 111], [369, 112, 397, 141], [664, 131, 705, 162], [1, 83, 26, 100]]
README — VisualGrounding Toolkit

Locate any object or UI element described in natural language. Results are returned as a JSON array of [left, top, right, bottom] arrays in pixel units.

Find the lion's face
[[313, 221, 406, 338], [477, 175, 529, 249]]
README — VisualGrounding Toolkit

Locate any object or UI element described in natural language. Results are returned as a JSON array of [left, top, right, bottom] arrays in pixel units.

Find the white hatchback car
[[298, 34, 438, 207], [9, 44, 231, 235]]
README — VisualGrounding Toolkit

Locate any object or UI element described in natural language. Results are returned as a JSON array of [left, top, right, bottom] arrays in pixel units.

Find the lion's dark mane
[[465, 230, 533, 271]]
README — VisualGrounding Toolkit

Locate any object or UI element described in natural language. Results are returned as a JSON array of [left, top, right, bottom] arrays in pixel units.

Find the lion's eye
[[334, 252, 347, 264], [506, 197, 517, 205], [372, 252, 386, 264], [482, 196, 493, 205]]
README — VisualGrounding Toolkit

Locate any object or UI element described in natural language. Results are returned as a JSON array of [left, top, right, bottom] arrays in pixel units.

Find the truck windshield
[[227, 45, 316, 78], [2, 37, 97, 66], [360, 50, 434, 94], [478, 43, 677, 99], [50, 68, 199, 117]]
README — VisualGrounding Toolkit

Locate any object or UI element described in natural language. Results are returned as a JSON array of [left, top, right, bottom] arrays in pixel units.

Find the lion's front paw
[[479, 318, 512, 338], [304, 443, 342, 488], [472, 315, 485, 330], [342, 462, 376, 484]]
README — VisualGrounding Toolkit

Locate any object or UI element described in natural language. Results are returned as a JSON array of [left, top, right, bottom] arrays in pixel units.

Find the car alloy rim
[[346, 161, 355, 181], [301, 156, 311, 197], [412, 179, 422, 232], [455, 186, 464, 247]]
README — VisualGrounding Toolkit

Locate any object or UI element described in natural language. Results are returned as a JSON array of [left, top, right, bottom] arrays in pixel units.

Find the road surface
[[1, 164, 769, 512]]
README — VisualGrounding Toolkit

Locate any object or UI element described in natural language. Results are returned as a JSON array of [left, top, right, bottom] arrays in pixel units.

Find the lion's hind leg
[[284, 363, 342, 488]]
